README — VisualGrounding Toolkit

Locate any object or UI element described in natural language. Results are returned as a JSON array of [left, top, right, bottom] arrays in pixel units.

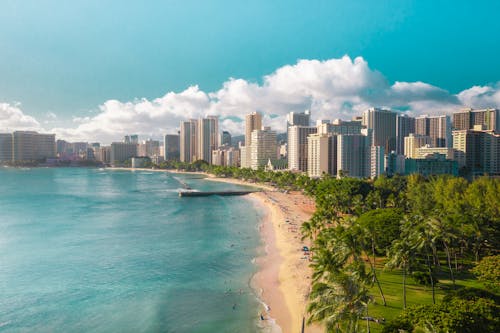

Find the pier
[[178, 190, 258, 197]]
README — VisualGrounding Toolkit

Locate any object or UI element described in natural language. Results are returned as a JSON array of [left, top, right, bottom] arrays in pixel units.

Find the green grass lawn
[[363, 261, 488, 332]]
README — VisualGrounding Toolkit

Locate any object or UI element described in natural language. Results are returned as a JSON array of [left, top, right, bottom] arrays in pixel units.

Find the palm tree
[[308, 272, 372, 332], [386, 237, 412, 309]]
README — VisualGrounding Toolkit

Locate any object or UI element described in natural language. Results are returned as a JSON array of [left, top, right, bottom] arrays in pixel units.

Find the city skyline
[[1, 2, 500, 143]]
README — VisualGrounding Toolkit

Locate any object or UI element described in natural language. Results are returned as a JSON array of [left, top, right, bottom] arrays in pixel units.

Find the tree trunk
[[426, 251, 436, 304], [371, 240, 386, 306], [403, 261, 407, 309], [443, 241, 455, 287]]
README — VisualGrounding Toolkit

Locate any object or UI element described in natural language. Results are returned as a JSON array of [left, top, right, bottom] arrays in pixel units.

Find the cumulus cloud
[[1, 55, 499, 143], [0, 103, 42, 131]]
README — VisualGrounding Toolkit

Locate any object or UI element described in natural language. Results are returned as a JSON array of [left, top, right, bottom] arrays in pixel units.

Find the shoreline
[[105, 167, 321, 332], [208, 177, 321, 333]]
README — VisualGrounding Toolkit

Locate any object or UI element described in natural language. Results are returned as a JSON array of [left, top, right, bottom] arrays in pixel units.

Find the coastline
[[208, 177, 321, 333], [105, 168, 321, 332]]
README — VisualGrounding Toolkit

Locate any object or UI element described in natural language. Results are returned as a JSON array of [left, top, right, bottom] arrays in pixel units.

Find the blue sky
[[0, 1, 499, 141]]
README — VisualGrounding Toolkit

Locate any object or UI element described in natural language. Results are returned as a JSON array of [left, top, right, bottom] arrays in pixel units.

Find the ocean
[[0, 168, 265, 332]]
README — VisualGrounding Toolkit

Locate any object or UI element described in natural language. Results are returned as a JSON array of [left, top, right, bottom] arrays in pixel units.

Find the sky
[[0, 0, 499, 143]]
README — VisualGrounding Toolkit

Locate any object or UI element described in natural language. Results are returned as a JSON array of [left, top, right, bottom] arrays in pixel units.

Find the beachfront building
[[197, 116, 219, 164], [0, 133, 13, 162], [337, 130, 372, 178], [180, 119, 198, 163], [250, 127, 277, 170], [164, 134, 180, 160], [95, 146, 111, 164], [242, 112, 262, 168], [287, 125, 317, 172], [404, 134, 433, 158], [138, 139, 160, 157], [307, 133, 337, 178], [414, 115, 452, 147], [396, 114, 416, 155], [11, 131, 56, 162], [212, 146, 240, 167], [362, 108, 397, 153], [453, 108, 499, 132], [110, 142, 137, 166]]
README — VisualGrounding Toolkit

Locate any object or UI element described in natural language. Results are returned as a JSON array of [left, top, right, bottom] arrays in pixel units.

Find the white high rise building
[[197, 116, 219, 164], [337, 130, 372, 178], [250, 127, 277, 170], [243, 112, 262, 168], [307, 133, 337, 178], [287, 125, 317, 172]]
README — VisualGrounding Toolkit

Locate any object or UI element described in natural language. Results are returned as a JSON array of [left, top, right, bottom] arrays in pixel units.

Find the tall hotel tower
[[243, 112, 262, 168], [362, 108, 397, 153], [287, 110, 313, 172], [197, 116, 219, 164], [180, 119, 198, 163]]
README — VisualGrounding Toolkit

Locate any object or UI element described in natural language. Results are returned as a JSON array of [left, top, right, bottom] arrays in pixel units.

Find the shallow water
[[0, 168, 263, 332]]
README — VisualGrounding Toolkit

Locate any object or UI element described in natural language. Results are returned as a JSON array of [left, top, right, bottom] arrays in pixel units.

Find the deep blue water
[[0, 168, 263, 332]]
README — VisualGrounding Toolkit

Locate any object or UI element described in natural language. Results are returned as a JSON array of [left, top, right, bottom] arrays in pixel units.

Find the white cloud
[[0, 103, 42, 131], [1, 56, 499, 143]]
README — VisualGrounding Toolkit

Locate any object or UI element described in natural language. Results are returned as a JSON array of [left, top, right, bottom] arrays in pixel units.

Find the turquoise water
[[0, 168, 263, 332]]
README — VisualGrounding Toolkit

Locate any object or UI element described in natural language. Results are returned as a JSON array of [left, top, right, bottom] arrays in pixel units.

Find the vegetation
[[151, 162, 499, 332], [301, 174, 500, 332]]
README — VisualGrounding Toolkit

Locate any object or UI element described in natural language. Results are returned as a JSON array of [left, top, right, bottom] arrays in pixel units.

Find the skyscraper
[[414, 115, 451, 147], [287, 110, 311, 128], [197, 116, 219, 164], [221, 131, 231, 146], [396, 114, 415, 155], [243, 112, 262, 167], [307, 133, 337, 178], [0, 133, 13, 162], [164, 134, 180, 160], [452, 108, 499, 132], [250, 127, 277, 170], [180, 119, 198, 163], [337, 130, 372, 178], [110, 142, 137, 166], [12, 131, 56, 162], [404, 134, 433, 158], [362, 108, 397, 152], [287, 125, 317, 172], [453, 129, 500, 176]]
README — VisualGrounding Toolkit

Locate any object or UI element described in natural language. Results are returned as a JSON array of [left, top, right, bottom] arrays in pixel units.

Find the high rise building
[[138, 139, 160, 157], [180, 119, 198, 163], [453, 128, 500, 176], [110, 142, 137, 166], [337, 130, 372, 178], [0, 133, 13, 162], [414, 115, 451, 147], [317, 119, 363, 136], [287, 125, 317, 172], [164, 134, 180, 160], [396, 114, 415, 155], [415, 146, 456, 160], [287, 110, 311, 128], [370, 146, 385, 179], [405, 154, 458, 176], [243, 112, 262, 167], [404, 134, 433, 158], [307, 133, 337, 178], [453, 108, 499, 132], [250, 127, 277, 170], [362, 108, 397, 152], [197, 116, 219, 164], [12, 131, 56, 162]]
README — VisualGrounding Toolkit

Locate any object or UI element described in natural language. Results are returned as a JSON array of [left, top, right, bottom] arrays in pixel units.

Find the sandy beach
[[208, 177, 321, 333]]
